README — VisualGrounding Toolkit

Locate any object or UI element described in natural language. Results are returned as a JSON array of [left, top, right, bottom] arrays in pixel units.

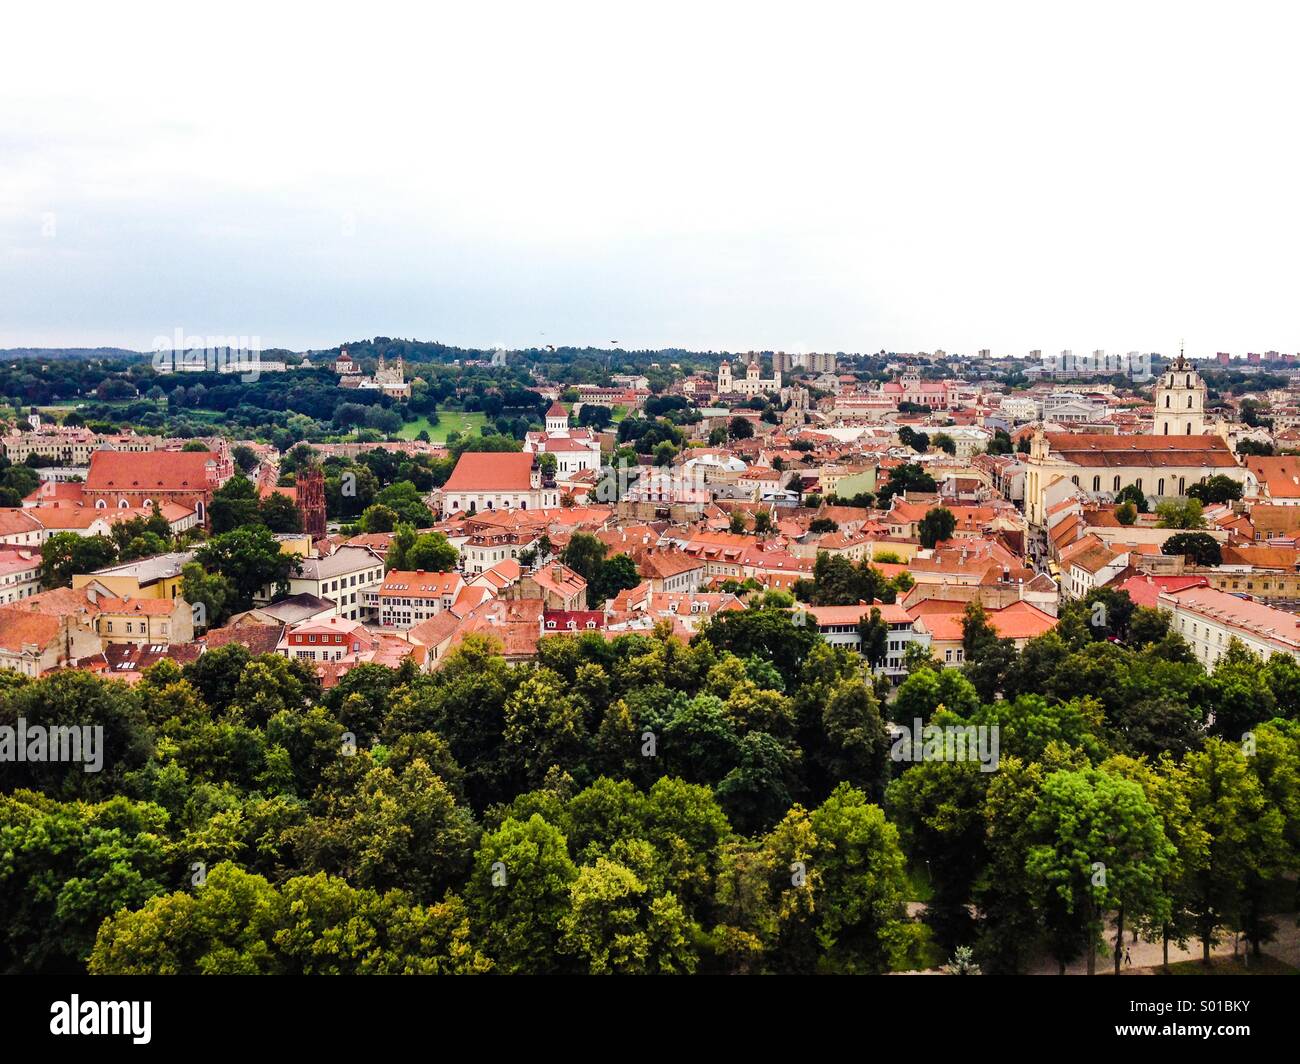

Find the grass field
[[398, 409, 488, 442]]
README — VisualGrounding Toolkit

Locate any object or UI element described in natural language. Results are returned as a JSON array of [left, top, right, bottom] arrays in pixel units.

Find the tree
[[404, 532, 459, 572], [88, 863, 491, 975], [232, 444, 259, 473], [40, 531, 117, 588], [816, 678, 890, 799], [1155, 498, 1206, 530], [1116, 501, 1137, 526], [856, 608, 889, 671], [728, 510, 748, 534], [360, 504, 398, 532], [194, 525, 296, 611], [1115, 484, 1149, 513], [0, 792, 169, 972], [259, 492, 302, 533], [466, 814, 578, 974], [1187, 475, 1243, 505], [374, 481, 434, 526], [728, 416, 754, 440], [1025, 767, 1174, 975], [595, 553, 640, 604], [918, 507, 956, 549], [876, 463, 936, 505], [695, 607, 819, 691], [210, 475, 263, 533], [764, 785, 918, 974], [560, 532, 606, 589], [559, 856, 698, 974], [1161, 531, 1221, 566], [1180, 738, 1287, 965], [181, 561, 235, 629], [291, 758, 479, 901]]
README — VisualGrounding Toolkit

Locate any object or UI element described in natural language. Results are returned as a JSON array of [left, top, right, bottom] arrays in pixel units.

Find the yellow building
[[72, 551, 194, 600]]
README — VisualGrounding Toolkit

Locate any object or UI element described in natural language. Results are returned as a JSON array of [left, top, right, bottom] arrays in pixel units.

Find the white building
[[522, 402, 602, 475], [1158, 584, 1300, 668], [439, 452, 560, 514], [718, 356, 782, 397], [283, 545, 387, 621]]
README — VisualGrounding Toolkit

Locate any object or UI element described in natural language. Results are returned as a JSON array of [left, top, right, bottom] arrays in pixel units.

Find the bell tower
[[1152, 348, 1206, 436]]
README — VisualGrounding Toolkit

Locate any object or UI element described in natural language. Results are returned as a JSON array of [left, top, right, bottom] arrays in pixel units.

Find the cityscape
[[1, 0, 1295, 1047]]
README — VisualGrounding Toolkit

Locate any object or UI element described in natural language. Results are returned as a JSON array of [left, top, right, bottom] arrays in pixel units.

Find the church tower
[[717, 360, 732, 393], [545, 400, 569, 434], [1152, 352, 1206, 436]]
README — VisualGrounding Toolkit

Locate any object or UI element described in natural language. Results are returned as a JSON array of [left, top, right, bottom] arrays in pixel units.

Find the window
[[1092, 475, 1101, 492], [1158, 478, 1165, 495], [1113, 475, 1121, 492]]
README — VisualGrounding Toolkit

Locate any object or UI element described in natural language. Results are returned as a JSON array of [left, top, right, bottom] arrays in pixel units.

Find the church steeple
[[1152, 350, 1206, 436]]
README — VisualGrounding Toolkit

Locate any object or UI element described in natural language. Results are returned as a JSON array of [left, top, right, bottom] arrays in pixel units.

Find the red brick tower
[[296, 463, 327, 540]]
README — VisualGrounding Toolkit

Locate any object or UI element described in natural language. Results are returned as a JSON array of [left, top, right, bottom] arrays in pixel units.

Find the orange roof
[[443, 452, 534, 493], [0, 608, 61, 652], [806, 602, 911, 626], [86, 450, 218, 490], [0, 510, 43, 535], [914, 600, 1058, 642], [1044, 433, 1237, 468], [380, 570, 464, 599]]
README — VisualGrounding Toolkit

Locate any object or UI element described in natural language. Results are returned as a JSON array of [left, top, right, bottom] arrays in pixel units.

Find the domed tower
[[1152, 352, 1206, 436], [717, 360, 732, 393]]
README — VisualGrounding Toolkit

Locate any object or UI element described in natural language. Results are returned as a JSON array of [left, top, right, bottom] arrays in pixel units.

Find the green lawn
[[398, 409, 488, 442]]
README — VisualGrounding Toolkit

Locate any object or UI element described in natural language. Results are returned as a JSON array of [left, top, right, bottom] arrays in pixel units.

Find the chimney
[[552, 566, 563, 583]]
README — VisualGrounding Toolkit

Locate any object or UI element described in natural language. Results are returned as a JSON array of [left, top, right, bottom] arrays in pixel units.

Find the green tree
[[209, 475, 263, 533], [918, 506, 956, 549], [404, 531, 458, 572], [181, 561, 235, 629], [559, 856, 698, 974], [1187, 475, 1243, 505], [466, 814, 578, 973], [1025, 767, 1174, 975], [1161, 531, 1221, 566], [1115, 484, 1148, 513], [1155, 497, 1206, 529], [194, 525, 296, 610], [40, 531, 117, 588]]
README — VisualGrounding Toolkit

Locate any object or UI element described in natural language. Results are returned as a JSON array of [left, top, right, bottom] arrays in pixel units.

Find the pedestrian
[[1124, 946, 1132, 968]]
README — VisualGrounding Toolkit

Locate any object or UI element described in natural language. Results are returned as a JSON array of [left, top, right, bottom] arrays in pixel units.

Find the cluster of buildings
[[6, 345, 1300, 689]]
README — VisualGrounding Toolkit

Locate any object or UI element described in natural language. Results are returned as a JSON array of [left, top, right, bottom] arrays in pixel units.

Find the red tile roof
[[443, 452, 534, 493], [86, 450, 218, 490]]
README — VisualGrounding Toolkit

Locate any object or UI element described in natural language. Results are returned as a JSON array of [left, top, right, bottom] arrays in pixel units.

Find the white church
[[522, 400, 603, 475], [718, 355, 782, 397], [1023, 355, 1254, 528]]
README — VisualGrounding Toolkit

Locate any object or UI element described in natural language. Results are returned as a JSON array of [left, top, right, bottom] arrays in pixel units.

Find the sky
[[2, 1, 1298, 357]]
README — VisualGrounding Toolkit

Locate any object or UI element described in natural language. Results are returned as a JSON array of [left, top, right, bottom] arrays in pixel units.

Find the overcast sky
[[2, 1, 1297, 356]]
